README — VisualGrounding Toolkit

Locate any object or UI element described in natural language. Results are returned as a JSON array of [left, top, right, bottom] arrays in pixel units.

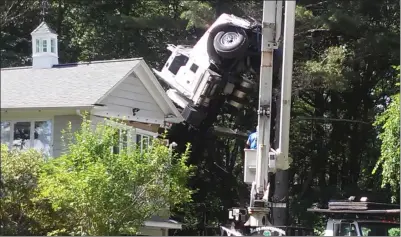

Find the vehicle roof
[[355, 220, 399, 224], [307, 208, 400, 214]]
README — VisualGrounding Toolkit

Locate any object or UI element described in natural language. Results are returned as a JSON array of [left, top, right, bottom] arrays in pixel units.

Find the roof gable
[[1, 58, 183, 123], [133, 61, 183, 121], [31, 22, 57, 35], [1, 59, 140, 109]]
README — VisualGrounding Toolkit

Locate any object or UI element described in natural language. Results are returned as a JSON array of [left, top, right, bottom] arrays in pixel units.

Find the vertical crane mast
[[277, 0, 296, 173], [247, 0, 283, 227], [255, 0, 281, 200], [271, 0, 296, 226], [224, 1, 296, 235]]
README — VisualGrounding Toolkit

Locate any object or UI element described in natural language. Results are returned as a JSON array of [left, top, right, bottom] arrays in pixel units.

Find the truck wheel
[[213, 26, 249, 59]]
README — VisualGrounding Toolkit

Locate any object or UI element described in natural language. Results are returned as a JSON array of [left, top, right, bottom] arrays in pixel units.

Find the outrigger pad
[[182, 104, 207, 127]]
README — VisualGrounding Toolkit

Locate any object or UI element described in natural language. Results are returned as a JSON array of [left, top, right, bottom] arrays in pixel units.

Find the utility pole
[[271, 0, 296, 227]]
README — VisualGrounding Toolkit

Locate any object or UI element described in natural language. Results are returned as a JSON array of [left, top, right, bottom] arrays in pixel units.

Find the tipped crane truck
[[154, 0, 400, 236], [154, 0, 297, 235]]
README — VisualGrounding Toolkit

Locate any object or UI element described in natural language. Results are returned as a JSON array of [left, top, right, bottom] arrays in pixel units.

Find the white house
[[0, 22, 183, 236]]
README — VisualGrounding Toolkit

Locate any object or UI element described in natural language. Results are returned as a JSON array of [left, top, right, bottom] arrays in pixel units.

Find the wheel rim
[[220, 32, 240, 47]]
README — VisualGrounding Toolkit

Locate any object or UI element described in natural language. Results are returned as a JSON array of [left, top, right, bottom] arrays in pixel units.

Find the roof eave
[[143, 220, 182, 230], [1, 105, 94, 112], [31, 21, 57, 35]]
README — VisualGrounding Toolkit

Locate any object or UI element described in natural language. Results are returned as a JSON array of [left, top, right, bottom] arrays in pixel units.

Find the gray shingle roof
[[1, 59, 141, 109], [31, 22, 57, 35]]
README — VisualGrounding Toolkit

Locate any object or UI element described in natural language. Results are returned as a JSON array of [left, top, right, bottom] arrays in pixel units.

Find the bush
[[389, 228, 400, 237], [0, 145, 64, 235], [1, 116, 193, 236], [38, 116, 193, 235]]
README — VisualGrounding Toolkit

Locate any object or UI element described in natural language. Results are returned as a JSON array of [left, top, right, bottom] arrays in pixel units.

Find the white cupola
[[31, 22, 59, 69]]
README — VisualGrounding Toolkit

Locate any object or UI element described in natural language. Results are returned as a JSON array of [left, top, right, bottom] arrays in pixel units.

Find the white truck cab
[[153, 14, 263, 126], [308, 198, 400, 236], [323, 219, 400, 236]]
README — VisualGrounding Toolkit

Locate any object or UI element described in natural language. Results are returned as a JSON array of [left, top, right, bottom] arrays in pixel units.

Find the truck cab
[[324, 219, 399, 236], [153, 13, 263, 127], [307, 198, 400, 236]]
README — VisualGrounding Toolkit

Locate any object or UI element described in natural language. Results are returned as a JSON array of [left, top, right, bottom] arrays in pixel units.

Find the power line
[[294, 116, 371, 125]]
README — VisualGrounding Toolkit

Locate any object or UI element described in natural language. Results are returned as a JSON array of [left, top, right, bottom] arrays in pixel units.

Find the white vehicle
[[153, 14, 265, 126], [307, 198, 400, 236]]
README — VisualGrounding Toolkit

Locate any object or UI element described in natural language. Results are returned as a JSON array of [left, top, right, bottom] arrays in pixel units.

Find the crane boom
[[225, 0, 296, 235], [254, 0, 281, 202], [276, 0, 296, 171]]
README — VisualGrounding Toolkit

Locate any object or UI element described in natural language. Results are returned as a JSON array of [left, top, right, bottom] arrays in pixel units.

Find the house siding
[[52, 114, 82, 157], [99, 74, 166, 121]]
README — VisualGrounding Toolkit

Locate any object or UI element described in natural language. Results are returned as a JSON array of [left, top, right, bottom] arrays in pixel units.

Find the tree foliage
[[373, 66, 400, 202], [38, 117, 193, 235], [0, 145, 63, 235], [0, 117, 193, 235]]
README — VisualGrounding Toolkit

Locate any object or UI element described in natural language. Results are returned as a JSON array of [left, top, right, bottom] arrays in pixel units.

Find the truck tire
[[213, 26, 249, 59]]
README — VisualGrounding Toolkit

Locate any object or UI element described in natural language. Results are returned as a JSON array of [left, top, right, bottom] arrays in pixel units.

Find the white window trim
[[42, 39, 48, 52], [103, 121, 159, 154], [50, 38, 55, 53], [1, 118, 54, 157], [35, 39, 40, 53], [136, 133, 150, 153], [33, 38, 55, 54], [105, 121, 136, 154], [135, 129, 158, 153], [135, 128, 158, 137]]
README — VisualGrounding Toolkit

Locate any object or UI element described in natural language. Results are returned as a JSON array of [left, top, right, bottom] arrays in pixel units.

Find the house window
[[0, 120, 53, 156], [34, 121, 53, 156], [35, 39, 40, 53], [42, 40, 47, 52], [136, 134, 152, 152], [104, 120, 157, 154], [13, 122, 31, 150], [51, 39, 55, 53], [112, 130, 153, 154], [112, 128, 131, 154], [1, 122, 11, 146]]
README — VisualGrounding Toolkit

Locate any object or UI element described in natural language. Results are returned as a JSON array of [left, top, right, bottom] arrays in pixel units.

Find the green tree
[[38, 116, 193, 235], [373, 66, 400, 202], [0, 145, 65, 235], [389, 227, 401, 237]]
